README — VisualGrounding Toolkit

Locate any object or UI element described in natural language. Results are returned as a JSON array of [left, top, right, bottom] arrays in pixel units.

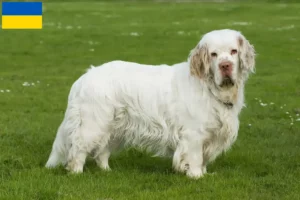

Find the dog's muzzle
[[220, 76, 234, 87]]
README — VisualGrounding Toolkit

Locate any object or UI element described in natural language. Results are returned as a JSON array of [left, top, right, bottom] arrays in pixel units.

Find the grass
[[1, 1, 300, 200]]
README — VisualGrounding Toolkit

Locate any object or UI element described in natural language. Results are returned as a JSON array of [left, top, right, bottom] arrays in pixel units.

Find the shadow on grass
[[86, 149, 175, 176]]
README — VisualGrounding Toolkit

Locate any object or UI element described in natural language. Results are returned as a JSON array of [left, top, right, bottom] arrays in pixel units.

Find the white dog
[[46, 29, 255, 179]]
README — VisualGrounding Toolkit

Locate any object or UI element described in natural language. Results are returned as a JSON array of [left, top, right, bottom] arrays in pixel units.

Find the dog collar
[[207, 86, 234, 109], [222, 101, 233, 108]]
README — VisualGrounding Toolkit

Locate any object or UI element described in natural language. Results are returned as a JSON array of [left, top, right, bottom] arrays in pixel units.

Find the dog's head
[[189, 29, 255, 89]]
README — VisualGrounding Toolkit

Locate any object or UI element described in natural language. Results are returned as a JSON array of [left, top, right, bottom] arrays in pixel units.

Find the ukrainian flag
[[2, 2, 42, 29]]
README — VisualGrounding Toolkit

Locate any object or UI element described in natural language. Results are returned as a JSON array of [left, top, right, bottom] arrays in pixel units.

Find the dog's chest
[[203, 111, 239, 163]]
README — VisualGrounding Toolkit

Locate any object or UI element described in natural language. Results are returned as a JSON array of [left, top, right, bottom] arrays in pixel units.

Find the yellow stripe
[[2, 16, 42, 29]]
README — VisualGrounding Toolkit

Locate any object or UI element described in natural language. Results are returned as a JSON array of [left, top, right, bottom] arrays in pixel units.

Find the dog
[[46, 29, 255, 179]]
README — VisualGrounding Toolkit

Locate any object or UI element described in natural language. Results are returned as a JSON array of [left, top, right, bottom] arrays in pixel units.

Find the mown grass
[[0, 2, 300, 200]]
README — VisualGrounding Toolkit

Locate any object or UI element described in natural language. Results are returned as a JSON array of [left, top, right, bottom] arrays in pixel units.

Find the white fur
[[46, 29, 255, 179]]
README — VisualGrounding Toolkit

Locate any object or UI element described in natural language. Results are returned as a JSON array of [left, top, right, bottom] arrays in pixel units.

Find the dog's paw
[[100, 165, 111, 171], [173, 162, 189, 173], [202, 166, 207, 174], [66, 161, 83, 174], [186, 168, 204, 179]]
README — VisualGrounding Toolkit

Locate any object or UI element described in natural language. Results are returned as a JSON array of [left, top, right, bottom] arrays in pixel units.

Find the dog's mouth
[[220, 76, 235, 88]]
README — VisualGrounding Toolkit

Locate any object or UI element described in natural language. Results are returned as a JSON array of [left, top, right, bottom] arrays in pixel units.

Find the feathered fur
[[46, 29, 255, 179]]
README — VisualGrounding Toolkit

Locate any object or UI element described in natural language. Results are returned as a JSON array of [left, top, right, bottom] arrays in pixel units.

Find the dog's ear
[[189, 44, 210, 79], [238, 34, 256, 73]]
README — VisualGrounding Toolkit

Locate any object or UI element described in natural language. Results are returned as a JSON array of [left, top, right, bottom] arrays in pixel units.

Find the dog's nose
[[219, 61, 233, 74]]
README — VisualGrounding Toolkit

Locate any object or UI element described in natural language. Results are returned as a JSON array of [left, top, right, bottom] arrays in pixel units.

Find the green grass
[[1, 2, 300, 200]]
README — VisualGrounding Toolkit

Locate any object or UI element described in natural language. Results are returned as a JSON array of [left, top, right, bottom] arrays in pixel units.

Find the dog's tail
[[45, 122, 68, 168], [46, 78, 83, 168], [45, 102, 81, 168]]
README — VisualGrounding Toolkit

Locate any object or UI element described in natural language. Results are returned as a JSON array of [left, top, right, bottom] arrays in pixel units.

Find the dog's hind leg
[[66, 109, 113, 173], [93, 136, 122, 171], [94, 145, 111, 171], [65, 124, 89, 173]]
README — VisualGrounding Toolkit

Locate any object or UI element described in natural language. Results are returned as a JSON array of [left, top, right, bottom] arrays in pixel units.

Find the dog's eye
[[211, 52, 217, 57], [231, 49, 237, 55]]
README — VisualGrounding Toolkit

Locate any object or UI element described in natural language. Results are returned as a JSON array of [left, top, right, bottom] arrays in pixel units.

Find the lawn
[[0, 1, 300, 200]]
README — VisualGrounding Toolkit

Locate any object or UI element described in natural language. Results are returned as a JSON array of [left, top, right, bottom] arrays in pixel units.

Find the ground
[[0, 1, 300, 200]]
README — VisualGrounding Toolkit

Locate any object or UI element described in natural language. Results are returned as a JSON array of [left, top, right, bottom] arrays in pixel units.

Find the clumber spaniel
[[46, 29, 255, 179]]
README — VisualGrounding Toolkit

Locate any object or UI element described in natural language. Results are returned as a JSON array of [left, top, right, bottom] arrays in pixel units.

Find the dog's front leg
[[173, 130, 204, 179], [185, 133, 205, 179]]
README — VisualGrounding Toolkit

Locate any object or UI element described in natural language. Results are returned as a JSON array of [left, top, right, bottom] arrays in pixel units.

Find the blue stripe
[[2, 2, 42, 16]]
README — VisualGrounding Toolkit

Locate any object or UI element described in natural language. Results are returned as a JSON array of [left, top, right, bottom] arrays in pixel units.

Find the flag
[[2, 2, 43, 29]]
